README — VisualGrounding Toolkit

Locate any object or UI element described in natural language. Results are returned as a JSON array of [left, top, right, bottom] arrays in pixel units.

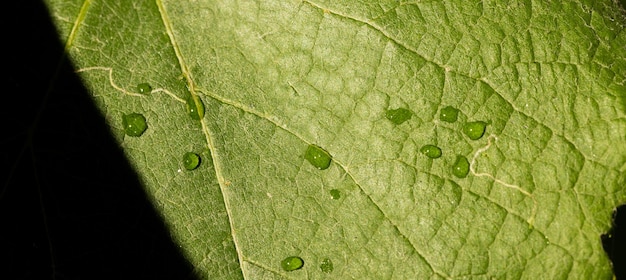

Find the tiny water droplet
[[463, 121, 487, 140], [281, 256, 304, 271], [319, 258, 334, 273], [137, 82, 152, 94], [183, 152, 201, 170], [385, 107, 413, 125], [122, 113, 147, 137], [439, 106, 459, 123], [452, 155, 470, 178], [420, 144, 442, 159], [329, 189, 341, 200], [186, 95, 205, 120], [305, 144, 332, 170]]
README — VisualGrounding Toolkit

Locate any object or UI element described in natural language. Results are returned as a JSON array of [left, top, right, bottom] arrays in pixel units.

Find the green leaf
[[46, 0, 626, 278]]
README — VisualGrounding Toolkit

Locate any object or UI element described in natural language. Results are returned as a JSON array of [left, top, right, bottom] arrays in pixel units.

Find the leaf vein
[[156, 1, 246, 277]]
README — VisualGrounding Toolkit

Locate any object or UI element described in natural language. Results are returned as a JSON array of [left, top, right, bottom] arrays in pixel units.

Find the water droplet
[[463, 121, 487, 140], [137, 82, 152, 94], [319, 258, 334, 273], [305, 144, 331, 170], [420, 144, 442, 159], [439, 106, 459, 123], [183, 152, 201, 170], [281, 256, 304, 271], [122, 113, 147, 137], [385, 108, 413, 125], [186, 95, 205, 120], [329, 189, 341, 200], [452, 155, 470, 178]]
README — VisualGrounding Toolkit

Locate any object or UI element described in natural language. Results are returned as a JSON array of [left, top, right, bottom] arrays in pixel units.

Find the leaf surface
[[46, 0, 626, 278]]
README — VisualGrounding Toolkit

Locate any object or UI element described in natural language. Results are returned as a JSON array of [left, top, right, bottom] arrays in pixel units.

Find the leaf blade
[[47, 0, 626, 278]]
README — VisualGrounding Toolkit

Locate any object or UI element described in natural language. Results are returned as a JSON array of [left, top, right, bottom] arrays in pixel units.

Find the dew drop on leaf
[[463, 121, 487, 140], [385, 108, 413, 125], [320, 258, 334, 273], [420, 144, 442, 159], [137, 82, 152, 94], [329, 189, 341, 200], [122, 113, 147, 137], [281, 256, 304, 271], [186, 95, 205, 120], [183, 152, 201, 170], [452, 155, 470, 178], [305, 144, 332, 170], [439, 105, 459, 123]]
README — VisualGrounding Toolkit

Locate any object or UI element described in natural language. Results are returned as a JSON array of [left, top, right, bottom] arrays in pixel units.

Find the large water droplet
[[439, 106, 459, 123], [186, 95, 205, 120], [463, 121, 487, 140], [281, 256, 304, 271], [385, 108, 413, 125], [305, 144, 331, 170], [122, 113, 147, 137], [137, 82, 152, 94], [452, 155, 470, 178], [329, 189, 341, 200], [319, 258, 334, 273], [183, 152, 201, 170], [420, 144, 442, 159]]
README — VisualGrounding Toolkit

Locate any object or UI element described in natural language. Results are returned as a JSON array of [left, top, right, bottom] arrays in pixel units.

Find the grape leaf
[[45, 0, 626, 278]]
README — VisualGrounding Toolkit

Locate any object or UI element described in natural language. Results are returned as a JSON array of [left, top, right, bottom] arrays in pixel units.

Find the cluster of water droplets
[[384, 104, 487, 178], [121, 82, 206, 171]]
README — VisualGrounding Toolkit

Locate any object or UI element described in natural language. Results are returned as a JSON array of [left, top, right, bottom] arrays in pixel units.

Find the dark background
[[1, 1, 199, 279], [0, 1, 623, 279]]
